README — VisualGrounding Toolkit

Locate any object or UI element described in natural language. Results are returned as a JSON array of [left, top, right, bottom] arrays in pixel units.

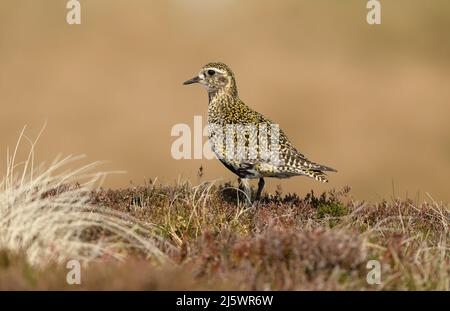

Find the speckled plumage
[[184, 62, 336, 201]]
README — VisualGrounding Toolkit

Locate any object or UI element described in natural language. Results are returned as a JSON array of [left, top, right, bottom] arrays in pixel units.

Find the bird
[[183, 62, 336, 204]]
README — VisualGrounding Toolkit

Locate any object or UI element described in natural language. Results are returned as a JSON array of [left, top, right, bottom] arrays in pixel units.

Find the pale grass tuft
[[0, 127, 171, 266]]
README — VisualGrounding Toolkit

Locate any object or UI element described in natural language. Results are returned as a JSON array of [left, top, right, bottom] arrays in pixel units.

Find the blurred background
[[0, 0, 449, 201]]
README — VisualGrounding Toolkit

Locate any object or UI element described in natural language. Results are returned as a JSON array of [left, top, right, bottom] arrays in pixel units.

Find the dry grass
[[0, 130, 447, 290], [0, 128, 171, 267], [84, 181, 448, 290], [2, 178, 447, 290]]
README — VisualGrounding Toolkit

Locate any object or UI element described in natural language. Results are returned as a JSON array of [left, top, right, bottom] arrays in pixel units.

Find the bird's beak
[[183, 76, 201, 85]]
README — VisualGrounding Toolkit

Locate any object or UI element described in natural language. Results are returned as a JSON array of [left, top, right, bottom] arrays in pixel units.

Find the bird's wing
[[231, 102, 337, 176]]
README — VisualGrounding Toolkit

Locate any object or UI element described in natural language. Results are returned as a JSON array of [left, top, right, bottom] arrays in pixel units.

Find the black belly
[[219, 159, 258, 179]]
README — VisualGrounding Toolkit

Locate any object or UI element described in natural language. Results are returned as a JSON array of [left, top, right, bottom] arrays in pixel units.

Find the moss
[[0, 250, 11, 268], [317, 202, 348, 219]]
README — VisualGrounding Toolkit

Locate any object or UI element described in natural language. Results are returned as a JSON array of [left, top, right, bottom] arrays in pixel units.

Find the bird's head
[[183, 62, 237, 96]]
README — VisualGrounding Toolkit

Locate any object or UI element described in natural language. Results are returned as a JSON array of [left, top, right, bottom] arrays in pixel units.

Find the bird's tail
[[305, 161, 337, 183], [293, 160, 337, 183], [311, 163, 337, 173], [303, 168, 330, 183]]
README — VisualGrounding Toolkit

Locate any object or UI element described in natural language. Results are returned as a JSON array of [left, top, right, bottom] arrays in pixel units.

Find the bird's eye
[[207, 69, 216, 76]]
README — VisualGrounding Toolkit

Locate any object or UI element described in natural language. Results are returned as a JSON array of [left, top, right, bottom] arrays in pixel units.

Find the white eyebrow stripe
[[205, 67, 226, 74]]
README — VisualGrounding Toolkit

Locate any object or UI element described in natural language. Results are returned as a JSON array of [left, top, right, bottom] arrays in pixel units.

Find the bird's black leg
[[255, 177, 265, 202], [238, 178, 252, 205]]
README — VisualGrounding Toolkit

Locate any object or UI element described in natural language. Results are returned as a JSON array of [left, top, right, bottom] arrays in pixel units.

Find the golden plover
[[184, 62, 336, 203]]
